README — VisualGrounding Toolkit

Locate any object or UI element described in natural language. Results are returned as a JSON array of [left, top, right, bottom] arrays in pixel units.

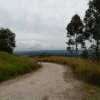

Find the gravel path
[[0, 62, 83, 100]]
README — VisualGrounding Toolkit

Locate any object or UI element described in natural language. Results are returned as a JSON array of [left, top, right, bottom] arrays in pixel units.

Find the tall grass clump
[[38, 57, 100, 86], [0, 51, 40, 82]]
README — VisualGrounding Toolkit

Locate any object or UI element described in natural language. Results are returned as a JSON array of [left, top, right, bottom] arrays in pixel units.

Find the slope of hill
[[0, 51, 40, 82]]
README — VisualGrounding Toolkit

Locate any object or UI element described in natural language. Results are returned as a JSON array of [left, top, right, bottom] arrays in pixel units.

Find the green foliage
[[66, 0, 100, 61], [66, 14, 84, 56], [39, 52, 49, 58], [0, 51, 40, 82], [84, 0, 100, 60], [38, 57, 100, 86], [93, 0, 100, 11], [0, 28, 16, 54]]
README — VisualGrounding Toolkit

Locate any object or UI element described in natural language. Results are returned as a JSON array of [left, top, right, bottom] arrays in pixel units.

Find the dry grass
[[82, 84, 100, 100], [38, 57, 100, 99], [38, 56, 100, 86]]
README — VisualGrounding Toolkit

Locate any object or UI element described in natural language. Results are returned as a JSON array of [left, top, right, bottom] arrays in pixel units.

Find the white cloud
[[0, 0, 89, 50]]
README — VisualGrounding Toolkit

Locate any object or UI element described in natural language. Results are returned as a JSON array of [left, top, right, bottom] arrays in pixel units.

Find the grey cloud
[[0, 0, 89, 50], [15, 39, 65, 51]]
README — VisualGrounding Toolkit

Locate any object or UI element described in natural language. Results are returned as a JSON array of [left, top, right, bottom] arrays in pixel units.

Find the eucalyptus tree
[[84, 0, 100, 60], [66, 14, 84, 56]]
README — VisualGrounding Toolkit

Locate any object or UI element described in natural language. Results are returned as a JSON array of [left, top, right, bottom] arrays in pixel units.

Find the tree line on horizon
[[66, 0, 100, 60]]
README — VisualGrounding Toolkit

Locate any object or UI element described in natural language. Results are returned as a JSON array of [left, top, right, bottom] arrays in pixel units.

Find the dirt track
[[0, 62, 83, 100]]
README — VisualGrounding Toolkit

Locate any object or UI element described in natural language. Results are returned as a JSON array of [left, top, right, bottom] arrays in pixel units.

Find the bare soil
[[0, 62, 84, 100]]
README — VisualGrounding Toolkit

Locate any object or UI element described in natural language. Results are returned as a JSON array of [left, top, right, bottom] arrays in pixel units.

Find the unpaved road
[[0, 62, 83, 100]]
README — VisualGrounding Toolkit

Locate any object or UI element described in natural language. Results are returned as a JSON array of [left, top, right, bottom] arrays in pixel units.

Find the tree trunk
[[75, 34, 78, 57], [95, 40, 99, 61], [76, 41, 78, 57]]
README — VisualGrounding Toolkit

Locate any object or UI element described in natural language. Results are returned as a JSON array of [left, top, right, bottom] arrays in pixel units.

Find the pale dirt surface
[[0, 62, 84, 100]]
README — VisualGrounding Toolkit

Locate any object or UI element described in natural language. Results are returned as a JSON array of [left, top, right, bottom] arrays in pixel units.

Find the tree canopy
[[0, 28, 16, 53], [66, 0, 100, 60], [66, 14, 84, 56], [84, 0, 100, 60]]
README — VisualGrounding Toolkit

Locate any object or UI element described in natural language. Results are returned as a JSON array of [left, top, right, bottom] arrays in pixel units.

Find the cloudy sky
[[0, 0, 89, 51]]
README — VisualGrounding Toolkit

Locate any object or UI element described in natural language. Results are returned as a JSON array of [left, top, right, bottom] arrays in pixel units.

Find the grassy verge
[[0, 51, 41, 82], [82, 84, 100, 100], [37, 56, 100, 99], [37, 57, 100, 86]]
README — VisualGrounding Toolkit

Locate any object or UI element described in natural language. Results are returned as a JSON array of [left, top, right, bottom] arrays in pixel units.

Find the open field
[[0, 51, 40, 82]]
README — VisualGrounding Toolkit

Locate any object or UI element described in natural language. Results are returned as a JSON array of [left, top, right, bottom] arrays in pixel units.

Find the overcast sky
[[0, 0, 89, 51]]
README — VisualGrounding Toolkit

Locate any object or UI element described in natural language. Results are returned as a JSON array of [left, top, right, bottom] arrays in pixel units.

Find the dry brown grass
[[38, 56, 100, 86]]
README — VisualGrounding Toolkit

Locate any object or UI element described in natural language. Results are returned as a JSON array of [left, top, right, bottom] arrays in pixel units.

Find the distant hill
[[14, 50, 67, 56], [14, 50, 82, 56]]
